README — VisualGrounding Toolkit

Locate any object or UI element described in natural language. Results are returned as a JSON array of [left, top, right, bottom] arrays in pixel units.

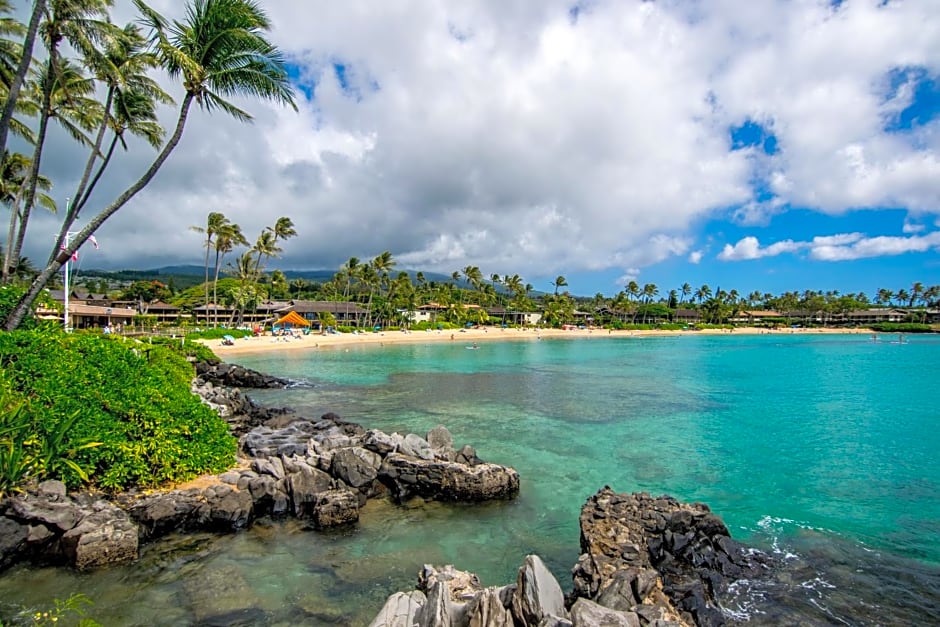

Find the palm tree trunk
[[0, 0, 45, 160], [212, 248, 222, 327], [50, 88, 115, 260], [3, 93, 195, 331], [3, 91, 51, 283]]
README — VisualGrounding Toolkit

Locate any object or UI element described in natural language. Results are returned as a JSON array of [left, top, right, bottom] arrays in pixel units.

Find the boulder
[[466, 587, 514, 627], [363, 429, 403, 456], [379, 455, 520, 503], [60, 503, 138, 570], [310, 489, 359, 529], [571, 487, 773, 627], [287, 465, 334, 518], [368, 591, 427, 627], [511, 554, 567, 626], [195, 361, 288, 389], [400, 433, 435, 460], [331, 447, 381, 489], [426, 425, 454, 452], [0, 516, 29, 571], [128, 484, 252, 540], [569, 598, 640, 627]]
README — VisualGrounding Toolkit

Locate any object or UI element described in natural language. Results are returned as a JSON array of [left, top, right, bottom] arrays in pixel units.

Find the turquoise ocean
[[1, 333, 938, 625]]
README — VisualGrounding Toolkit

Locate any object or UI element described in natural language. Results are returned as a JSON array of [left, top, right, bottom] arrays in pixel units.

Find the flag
[[61, 245, 78, 261], [89, 235, 99, 249]]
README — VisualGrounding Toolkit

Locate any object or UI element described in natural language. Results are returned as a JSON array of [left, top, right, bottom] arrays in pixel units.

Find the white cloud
[[810, 231, 940, 261], [720, 231, 940, 262], [688, 250, 704, 264], [718, 236, 803, 261], [16, 0, 940, 286], [903, 219, 926, 233]]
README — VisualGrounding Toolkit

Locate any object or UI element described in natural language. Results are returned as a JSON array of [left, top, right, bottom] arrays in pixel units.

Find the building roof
[[280, 300, 368, 315], [68, 304, 135, 318]]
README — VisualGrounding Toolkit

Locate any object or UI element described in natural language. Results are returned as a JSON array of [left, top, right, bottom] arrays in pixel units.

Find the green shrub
[[185, 327, 253, 341], [0, 330, 236, 492], [870, 322, 934, 333]]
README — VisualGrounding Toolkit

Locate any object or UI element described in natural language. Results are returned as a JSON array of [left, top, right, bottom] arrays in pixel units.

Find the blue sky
[[27, 1, 940, 300]]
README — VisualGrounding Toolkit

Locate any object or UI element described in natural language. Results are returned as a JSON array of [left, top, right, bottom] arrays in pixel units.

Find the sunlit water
[[1, 333, 938, 625]]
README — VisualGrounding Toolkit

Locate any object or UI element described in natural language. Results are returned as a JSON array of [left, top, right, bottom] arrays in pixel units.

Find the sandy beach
[[203, 325, 872, 357]]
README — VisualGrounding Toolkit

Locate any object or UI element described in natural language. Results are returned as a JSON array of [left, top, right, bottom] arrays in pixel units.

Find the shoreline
[[202, 325, 874, 356]]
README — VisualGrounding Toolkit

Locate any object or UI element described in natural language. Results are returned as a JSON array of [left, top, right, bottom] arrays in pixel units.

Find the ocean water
[[1, 333, 938, 625]]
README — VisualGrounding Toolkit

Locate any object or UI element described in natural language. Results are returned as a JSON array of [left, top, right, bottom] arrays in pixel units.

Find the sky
[[18, 0, 940, 299]]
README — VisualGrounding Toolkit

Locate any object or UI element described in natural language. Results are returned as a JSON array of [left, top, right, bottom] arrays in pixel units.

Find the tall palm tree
[[212, 221, 247, 325], [53, 21, 171, 255], [876, 288, 893, 307], [4, 0, 297, 330], [552, 275, 567, 295], [251, 228, 280, 277], [641, 283, 658, 323], [679, 282, 691, 305], [4, 58, 100, 282], [695, 284, 711, 304], [895, 288, 909, 309], [0, 0, 45, 159], [190, 211, 226, 311], [462, 265, 482, 302], [625, 280, 639, 322], [909, 282, 924, 308]]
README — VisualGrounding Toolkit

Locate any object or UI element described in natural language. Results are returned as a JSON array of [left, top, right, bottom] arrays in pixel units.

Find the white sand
[[201, 325, 870, 357]]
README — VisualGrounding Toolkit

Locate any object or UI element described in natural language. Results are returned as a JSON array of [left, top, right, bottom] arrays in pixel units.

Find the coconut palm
[[552, 275, 567, 295], [0, 0, 45, 159], [212, 221, 248, 325], [679, 282, 691, 305], [3, 59, 99, 282], [52, 21, 171, 255], [251, 228, 280, 277], [3, 0, 297, 330], [190, 212, 226, 310]]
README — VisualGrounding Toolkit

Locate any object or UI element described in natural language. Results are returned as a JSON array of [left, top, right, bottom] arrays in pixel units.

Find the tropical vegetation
[[0, 326, 234, 495], [0, 0, 297, 331]]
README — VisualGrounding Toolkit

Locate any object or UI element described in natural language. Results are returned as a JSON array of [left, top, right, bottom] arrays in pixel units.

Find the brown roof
[[281, 300, 367, 315], [68, 304, 135, 318]]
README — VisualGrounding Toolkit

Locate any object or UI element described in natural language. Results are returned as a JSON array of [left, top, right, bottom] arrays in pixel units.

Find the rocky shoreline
[[0, 361, 776, 626], [369, 487, 775, 627], [0, 361, 520, 573]]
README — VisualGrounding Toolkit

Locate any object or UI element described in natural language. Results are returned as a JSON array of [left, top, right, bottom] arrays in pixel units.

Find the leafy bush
[[870, 322, 934, 333], [0, 330, 236, 492], [0, 285, 37, 330], [185, 327, 253, 341], [147, 335, 220, 363]]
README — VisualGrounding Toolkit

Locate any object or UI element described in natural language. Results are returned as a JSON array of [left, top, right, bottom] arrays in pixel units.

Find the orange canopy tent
[[273, 311, 311, 327]]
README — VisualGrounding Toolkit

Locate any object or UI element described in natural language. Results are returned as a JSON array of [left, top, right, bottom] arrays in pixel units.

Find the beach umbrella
[[223, 334, 235, 341]]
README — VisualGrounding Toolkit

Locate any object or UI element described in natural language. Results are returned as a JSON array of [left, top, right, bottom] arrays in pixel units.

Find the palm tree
[[251, 229, 280, 277], [190, 211, 226, 312], [52, 22, 171, 255], [895, 289, 909, 308], [552, 275, 568, 295], [268, 216, 296, 250], [212, 222, 248, 325], [909, 282, 924, 308], [876, 288, 893, 307], [695, 284, 712, 304], [625, 280, 639, 322], [5, 0, 116, 280], [4, 0, 297, 330], [3, 58, 101, 283], [1, 150, 53, 277], [0, 0, 45, 159], [641, 283, 658, 323], [679, 282, 691, 305]]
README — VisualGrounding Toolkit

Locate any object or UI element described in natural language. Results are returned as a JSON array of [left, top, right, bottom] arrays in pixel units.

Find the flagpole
[[63, 230, 72, 332]]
